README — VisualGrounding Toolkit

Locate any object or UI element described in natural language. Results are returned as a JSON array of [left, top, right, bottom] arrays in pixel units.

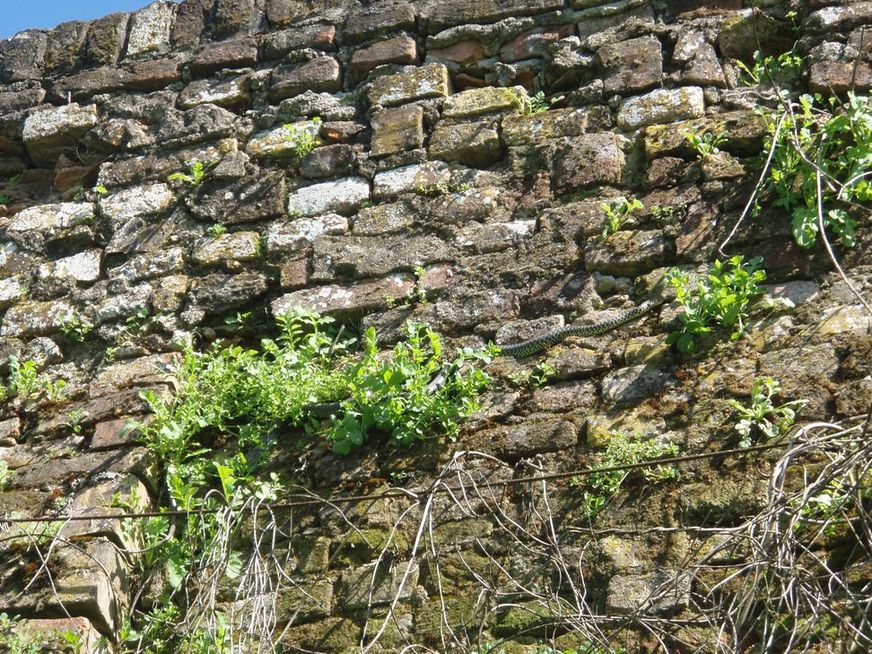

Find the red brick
[[429, 40, 484, 65], [500, 25, 575, 63], [269, 56, 341, 102], [349, 36, 417, 82], [189, 37, 258, 77]]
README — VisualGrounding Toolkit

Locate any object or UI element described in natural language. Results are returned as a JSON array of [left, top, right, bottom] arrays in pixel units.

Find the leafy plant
[[0, 612, 82, 654], [525, 90, 565, 114], [207, 223, 227, 238], [94, 184, 109, 195], [283, 117, 321, 160], [60, 313, 94, 343], [666, 256, 766, 353], [762, 93, 871, 248], [0, 460, 13, 490], [575, 432, 679, 519], [168, 161, 207, 187], [598, 196, 643, 241], [508, 362, 555, 389], [736, 48, 802, 88], [686, 130, 726, 159], [728, 376, 807, 448], [0, 175, 20, 207]]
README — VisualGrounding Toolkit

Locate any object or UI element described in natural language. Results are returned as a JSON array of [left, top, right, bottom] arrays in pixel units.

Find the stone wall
[[0, 0, 870, 651]]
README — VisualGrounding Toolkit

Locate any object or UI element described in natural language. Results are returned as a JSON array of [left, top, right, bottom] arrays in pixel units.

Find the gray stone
[[126, 1, 175, 57], [372, 161, 451, 199], [266, 214, 349, 255], [300, 144, 356, 179], [43, 21, 88, 76], [353, 202, 415, 235], [94, 283, 154, 323], [341, 560, 419, 609], [601, 364, 670, 407], [192, 232, 261, 267], [0, 300, 75, 337], [0, 275, 26, 309], [184, 174, 287, 224], [607, 570, 691, 614], [99, 183, 175, 231], [287, 177, 370, 217], [0, 31, 47, 83], [617, 87, 705, 131], [502, 107, 608, 146], [187, 272, 269, 315], [269, 57, 341, 102], [246, 120, 321, 159], [597, 35, 662, 95], [370, 105, 424, 157], [22, 104, 98, 167], [442, 85, 525, 119], [551, 133, 624, 195], [109, 247, 185, 283], [455, 220, 536, 253], [272, 275, 414, 317], [37, 249, 102, 284], [343, 3, 415, 44], [261, 23, 337, 59], [6, 202, 95, 252], [312, 235, 451, 279], [429, 120, 502, 168], [85, 12, 130, 66], [367, 63, 450, 107], [468, 418, 577, 462], [178, 74, 251, 110]]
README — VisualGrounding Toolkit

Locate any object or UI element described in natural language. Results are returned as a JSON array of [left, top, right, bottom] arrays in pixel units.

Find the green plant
[[666, 256, 766, 353], [7, 357, 41, 399], [0, 175, 20, 207], [67, 409, 88, 435], [508, 362, 555, 389], [575, 432, 678, 519], [598, 196, 643, 241], [207, 223, 227, 238], [0, 611, 82, 654], [736, 48, 802, 88], [283, 117, 321, 160], [761, 93, 871, 248], [686, 130, 726, 159], [0, 460, 13, 490], [727, 376, 807, 448], [525, 90, 565, 114], [168, 161, 207, 186], [94, 184, 109, 195], [60, 313, 94, 343]]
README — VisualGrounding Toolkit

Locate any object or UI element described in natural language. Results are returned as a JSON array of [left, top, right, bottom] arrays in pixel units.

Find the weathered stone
[[266, 214, 349, 255], [6, 202, 95, 253], [93, 283, 153, 323], [0, 299, 75, 337], [264, 0, 305, 26], [300, 144, 356, 179], [469, 418, 577, 462], [287, 176, 370, 217], [551, 133, 624, 195], [429, 120, 502, 167], [192, 231, 261, 267], [618, 87, 705, 131], [341, 560, 419, 608], [61, 475, 150, 544], [0, 275, 26, 309], [368, 63, 450, 107], [126, 1, 175, 57], [178, 74, 251, 110], [809, 61, 872, 94], [718, 9, 794, 60], [644, 111, 766, 160], [0, 31, 47, 83], [99, 183, 175, 231], [608, 570, 691, 614], [43, 21, 88, 75], [269, 57, 341, 102], [601, 363, 670, 407], [125, 56, 184, 92], [22, 103, 98, 167], [350, 36, 418, 82], [502, 106, 608, 146], [343, 3, 416, 43], [151, 274, 189, 312], [423, 0, 563, 33], [154, 103, 239, 149], [673, 29, 725, 87], [261, 23, 337, 59], [279, 258, 309, 288], [312, 235, 451, 279], [185, 173, 287, 224], [37, 249, 102, 284], [245, 120, 320, 159], [0, 86, 46, 115], [172, 0, 211, 47], [443, 85, 525, 119], [214, 0, 258, 36], [98, 139, 237, 188], [353, 201, 415, 235], [585, 230, 666, 276], [578, 1, 656, 41], [280, 617, 360, 652], [501, 25, 576, 62], [598, 35, 663, 95], [188, 271, 269, 316], [429, 39, 485, 65], [373, 161, 451, 198], [91, 353, 176, 396], [189, 37, 258, 77], [272, 275, 414, 317], [48, 66, 133, 103], [680, 477, 769, 524], [455, 220, 536, 252], [371, 105, 424, 157]]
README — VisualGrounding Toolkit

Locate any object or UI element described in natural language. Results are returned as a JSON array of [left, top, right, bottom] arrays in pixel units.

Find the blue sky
[[2, 1, 176, 39]]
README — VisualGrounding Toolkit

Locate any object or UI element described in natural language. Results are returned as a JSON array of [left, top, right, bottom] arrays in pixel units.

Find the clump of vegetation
[[524, 90, 565, 114], [736, 48, 803, 88], [60, 313, 94, 343], [728, 376, 807, 449], [0, 461, 13, 490], [206, 223, 227, 238], [283, 117, 321, 160], [0, 175, 20, 207], [761, 93, 871, 249], [0, 356, 67, 404], [686, 130, 726, 159], [168, 161, 207, 187], [598, 196, 643, 241], [0, 612, 82, 654], [574, 432, 679, 519], [665, 256, 766, 354]]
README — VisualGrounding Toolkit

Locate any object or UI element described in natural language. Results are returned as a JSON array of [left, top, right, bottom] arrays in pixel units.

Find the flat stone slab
[[272, 275, 414, 318], [617, 87, 705, 131], [367, 63, 450, 107], [287, 177, 370, 217], [22, 103, 98, 166]]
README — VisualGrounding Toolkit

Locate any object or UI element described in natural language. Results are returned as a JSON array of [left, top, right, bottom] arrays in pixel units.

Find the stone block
[[598, 35, 662, 95], [0, 86, 46, 115], [311, 234, 451, 279], [500, 24, 576, 63], [429, 40, 485, 65], [48, 66, 133, 103], [644, 111, 766, 159], [44, 20, 88, 75], [37, 249, 102, 284], [172, 0, 211, 47], [125, 56, 184, 92], [264, 0, 305, 26], [367, 63, 450, 107], [6, 202, 95, 253], [185, 174, 287, 224], [178, 74, 251, 110], [99, 183, 175, 231], [455, 220, 536, 253], [261, 23, 337, 59], [0, 31, 47, 83], [245, 120, 321, 158], [442, 85, 525, 119], [272, 275, 414, 318], [192, 231, 261, 267], [607, 570, 691, 614], [617, 87, 705, 131], [423, 0, 563, 33], [0, 276, 26, 309], [109, 248, 185, 283], [584, 229, 667, 276], [279, 258, 310, 288], [340, 560, 419, 608], [0, 300, 75, 338], [287, 177, 370, 217], [343, 3, 416, 44], [429, 120, 502, 167], [353, 201, 416, 235], [809, 61, 872, 93], [468, 418, 577, 462], [371, 105, 424, 157], [187, 271, 269, 316], [214, 0, 258, 36], [22, 103, 98, 167], [718, 9, 794, 60], [90, 416, 143, 450], [372, 161, 451, 198], [576, 0, 655, 40], [98, 138, 236, 187], [266, 214, 349, 255], [189, 37, 258, 77], [502, 107, 608, 145], [269, 56, 341, 102], [349, 35, 418, 82], [126, 1, 175, 57], [550, 133, 624, 195], [300, 143, 356, 179], [601, 363, 670, 407]]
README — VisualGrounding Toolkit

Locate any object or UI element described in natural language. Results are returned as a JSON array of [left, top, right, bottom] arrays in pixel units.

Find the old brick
[[367, 63, 450, 107], [598, 35, 663, 95], [370, 105, 424, 157], [349, 36, 418, 82], [85, 12, 130, 66], [189, 37, 258, 77], [500, 25, 575, 63], [269, 57, 341, 102], [428, 40, 485, 65], [172, 0, 210, 48], [551, 133, 624, 195], [261, 24, 337, 60], [429, 120, 502, 168]]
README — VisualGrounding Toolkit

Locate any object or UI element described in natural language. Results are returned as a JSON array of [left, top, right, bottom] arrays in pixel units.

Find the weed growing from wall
[[728, 376, 807, 448]]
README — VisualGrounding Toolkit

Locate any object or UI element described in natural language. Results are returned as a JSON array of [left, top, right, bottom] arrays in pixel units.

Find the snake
[[497, 298, 663, 358]]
